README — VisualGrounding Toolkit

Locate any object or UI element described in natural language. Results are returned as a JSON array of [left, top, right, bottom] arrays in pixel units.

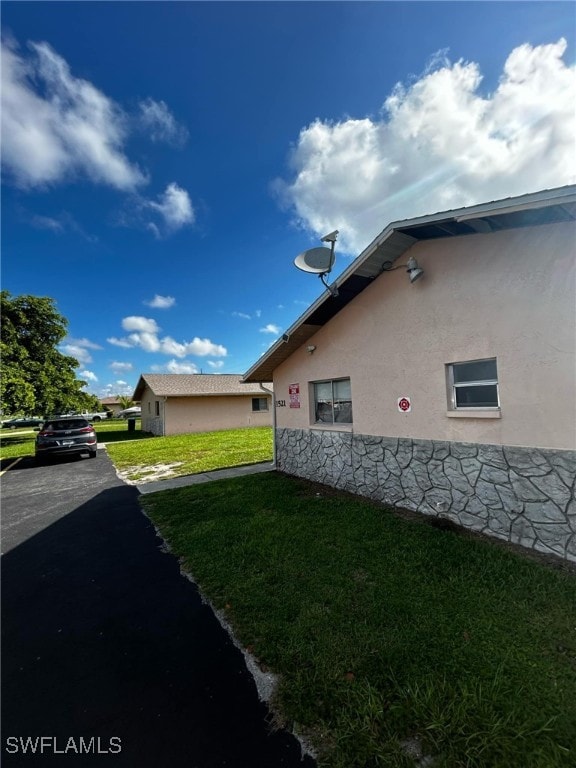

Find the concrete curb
[[136, 462, 276, 495]]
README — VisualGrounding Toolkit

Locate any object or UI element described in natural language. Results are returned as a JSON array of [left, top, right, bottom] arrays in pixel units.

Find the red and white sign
[[289, 383, 301, 408], [397, 396, 411, 413]]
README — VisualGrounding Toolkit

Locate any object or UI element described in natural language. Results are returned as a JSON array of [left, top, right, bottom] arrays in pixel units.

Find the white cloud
[[107, 336, 133, 349], [161, 337, 227, 358], [122, 316, 160, 334], [27, 211, 98, 242], [166, 359, 199, 374], [61, 343, 93, 364], [110, 361, 133, 373], [67, 336, 102, 350], [232, 309, 263, 321], [276, 39, 576, 253], [30, 214, 63, 232], [130, 331, 161, 353], [144, 294, 176, 309], [108, 317, 227, 359], [208, 360, 224, 369], [99, 380, 134, 397], [138, 98, 188, 147], [1, 38, 146, 190], [145, 182, 194, 236], [260, 323, 281, 334], [80, 369, 98, 382]]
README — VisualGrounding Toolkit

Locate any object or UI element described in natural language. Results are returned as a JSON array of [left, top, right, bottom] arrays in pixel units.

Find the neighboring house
[[244, 186, 576, 562], [99, 397, 135, 417], [132, 374, 273, 436]]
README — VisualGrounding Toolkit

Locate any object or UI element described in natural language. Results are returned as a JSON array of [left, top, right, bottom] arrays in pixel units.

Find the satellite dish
[[294, 246, 334, 275]]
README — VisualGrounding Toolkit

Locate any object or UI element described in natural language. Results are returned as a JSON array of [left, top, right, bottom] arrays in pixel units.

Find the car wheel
[[92, 416, 101, 421], [89, 450, 97, 459]]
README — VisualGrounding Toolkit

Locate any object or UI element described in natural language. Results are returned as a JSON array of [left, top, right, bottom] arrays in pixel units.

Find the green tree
[[117, 394, 135, 410], [1, 291, 98, 416]]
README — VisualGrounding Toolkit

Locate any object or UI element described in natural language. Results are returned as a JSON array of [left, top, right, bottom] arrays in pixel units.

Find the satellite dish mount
[[294, 230, 339, 297]]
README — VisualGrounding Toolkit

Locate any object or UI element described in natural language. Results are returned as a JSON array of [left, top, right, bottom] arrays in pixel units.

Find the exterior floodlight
[[381, 256, 424, 284], [406, 256, 424, 283]]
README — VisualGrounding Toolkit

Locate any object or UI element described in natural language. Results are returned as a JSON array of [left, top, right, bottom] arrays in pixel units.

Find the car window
[[44, 420, 90, 430]]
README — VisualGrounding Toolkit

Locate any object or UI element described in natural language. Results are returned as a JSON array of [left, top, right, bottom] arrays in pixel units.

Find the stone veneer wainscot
[[276, 428, 576, 563]]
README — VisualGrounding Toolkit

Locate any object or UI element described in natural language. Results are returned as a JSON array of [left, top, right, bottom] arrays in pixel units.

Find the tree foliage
[[1, 291, 100, 416], [117, 394, 135, 410]]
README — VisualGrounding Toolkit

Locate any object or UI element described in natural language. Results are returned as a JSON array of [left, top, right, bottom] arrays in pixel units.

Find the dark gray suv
[[35, 417, 97, 463]]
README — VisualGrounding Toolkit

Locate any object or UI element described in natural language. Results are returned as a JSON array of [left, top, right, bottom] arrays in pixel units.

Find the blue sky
[[2, 1, 574, 399]]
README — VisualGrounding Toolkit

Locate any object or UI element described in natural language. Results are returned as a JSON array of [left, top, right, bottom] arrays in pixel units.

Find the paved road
[[1, 451, 315, 767]]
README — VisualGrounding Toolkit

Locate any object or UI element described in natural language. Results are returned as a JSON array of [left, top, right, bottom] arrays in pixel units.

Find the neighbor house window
[[313, 378, 353, 424], [155, 401, 160, 416], [252, 397, 268, 412], [447, 358, 499, 409]]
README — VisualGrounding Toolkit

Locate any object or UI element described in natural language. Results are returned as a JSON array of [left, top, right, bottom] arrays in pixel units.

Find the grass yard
[[0, 419, 148, 462], [142, 472, 576, 768], [106, 426, 273, 482]]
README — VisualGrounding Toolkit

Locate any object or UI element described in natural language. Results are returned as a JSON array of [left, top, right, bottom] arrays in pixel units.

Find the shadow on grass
[[95, 429, 155, 444]]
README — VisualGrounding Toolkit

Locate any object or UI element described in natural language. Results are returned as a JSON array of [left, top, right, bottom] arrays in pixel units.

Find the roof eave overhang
[[243, 185, 576, 383]]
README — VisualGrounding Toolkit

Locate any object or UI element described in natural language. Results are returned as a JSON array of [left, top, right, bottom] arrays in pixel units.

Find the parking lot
[[1, 451, 314, 767]]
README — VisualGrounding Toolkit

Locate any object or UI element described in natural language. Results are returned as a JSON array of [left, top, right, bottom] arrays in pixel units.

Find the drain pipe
[[259, 383, 276, 467]]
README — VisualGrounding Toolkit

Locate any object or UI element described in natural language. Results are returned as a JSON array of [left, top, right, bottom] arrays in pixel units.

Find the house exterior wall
[[164, 395, 272, 435], [272, 223, 576, 561], [140, 387, 165, 435], [140, 386, 272, 436]]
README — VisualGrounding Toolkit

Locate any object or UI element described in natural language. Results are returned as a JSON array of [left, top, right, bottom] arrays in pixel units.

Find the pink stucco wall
[[141, 390, 272, 435], [273, 222, 575, 450]]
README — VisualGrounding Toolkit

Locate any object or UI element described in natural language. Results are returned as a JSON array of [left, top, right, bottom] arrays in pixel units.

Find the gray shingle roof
[[133, 374, 272, 399]]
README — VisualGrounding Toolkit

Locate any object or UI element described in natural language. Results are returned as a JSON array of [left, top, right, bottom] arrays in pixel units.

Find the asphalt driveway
[[1, 451, 315, 767]]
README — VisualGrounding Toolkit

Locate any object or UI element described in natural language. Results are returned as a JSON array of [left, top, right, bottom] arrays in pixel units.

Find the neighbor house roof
[[244, 185, 576, 382], [133, 374, 273, 401]]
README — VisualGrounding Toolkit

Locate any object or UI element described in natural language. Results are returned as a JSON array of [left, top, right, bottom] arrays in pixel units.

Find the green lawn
[[0, 419, 147, 461], [0, 425, 272, 481], [142, 472, 576, 768], [105, 426, 272, 482]]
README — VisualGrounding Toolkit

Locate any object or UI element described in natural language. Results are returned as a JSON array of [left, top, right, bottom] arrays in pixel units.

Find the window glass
[[453, 359, 497, 383], [334, 401, 353, 423], [45, 419, 89, 431], [252, 397, 268, 412], [313, 379, 352, 424], [315, 381, 333, 402], [333, 379, 351, 400], [455, 384, 499, 408]]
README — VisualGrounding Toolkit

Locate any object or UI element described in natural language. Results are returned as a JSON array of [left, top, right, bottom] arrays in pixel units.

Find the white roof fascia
[[454, 189, 576, 221], [243, 185, 576, 382]]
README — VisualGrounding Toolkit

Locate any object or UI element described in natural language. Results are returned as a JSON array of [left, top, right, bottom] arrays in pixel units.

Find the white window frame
[[446, 358, 500, 413], [251, 397, 269, 412], [311, 378, 353, 425]]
